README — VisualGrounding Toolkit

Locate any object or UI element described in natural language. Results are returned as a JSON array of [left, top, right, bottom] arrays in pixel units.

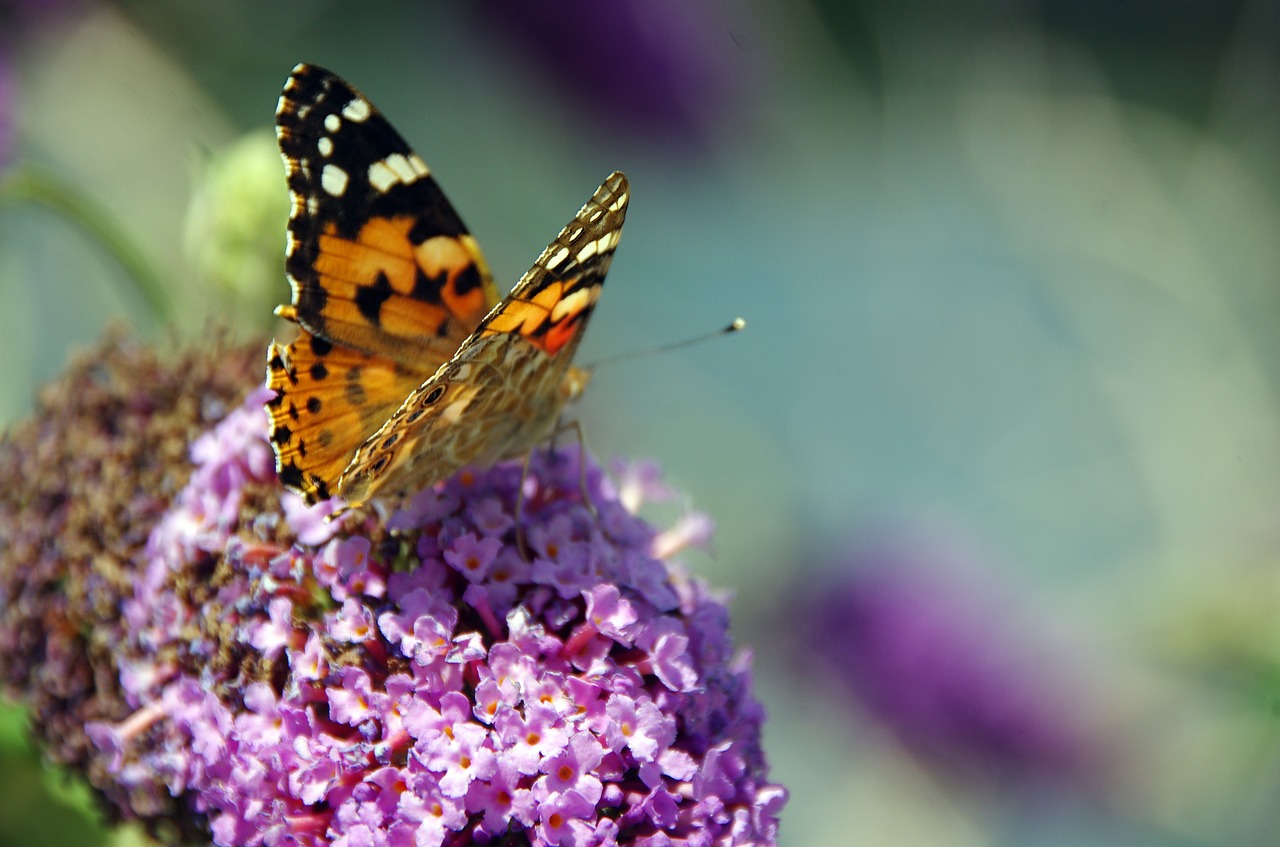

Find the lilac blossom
[[85, 388, 785, 846]]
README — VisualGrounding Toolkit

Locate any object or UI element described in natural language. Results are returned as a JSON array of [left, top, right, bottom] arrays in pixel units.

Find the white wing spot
[[368, 160, 396, 193], [324, 113, 341, 133], [342, 97, 372, 122], [587, 209, 604, 223], [371, 153, 428, 193], [368, 153, 424, 193], [321, 164, 349, 197], [385, 153, 419, 185], [317, 136, 333, 157], [546, 246, 570, 269]]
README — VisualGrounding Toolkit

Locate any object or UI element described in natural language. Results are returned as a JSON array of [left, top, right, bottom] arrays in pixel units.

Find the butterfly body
[[265, 64, 627, 510]]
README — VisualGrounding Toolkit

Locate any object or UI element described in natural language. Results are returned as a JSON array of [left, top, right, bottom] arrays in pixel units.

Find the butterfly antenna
[[587, 318, 745, 370]]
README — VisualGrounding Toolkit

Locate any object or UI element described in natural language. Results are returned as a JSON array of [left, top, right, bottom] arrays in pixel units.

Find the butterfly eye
[[421, 385, 446, 406]]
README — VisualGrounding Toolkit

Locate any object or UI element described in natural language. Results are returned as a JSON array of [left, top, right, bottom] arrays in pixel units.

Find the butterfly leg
[[553, 418, 597, 522], [514, 418, 600, 561], [552, 421, 639, 553]]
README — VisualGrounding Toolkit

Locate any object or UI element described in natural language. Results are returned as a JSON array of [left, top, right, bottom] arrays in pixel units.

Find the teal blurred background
[[3, 2, 1280, 845]]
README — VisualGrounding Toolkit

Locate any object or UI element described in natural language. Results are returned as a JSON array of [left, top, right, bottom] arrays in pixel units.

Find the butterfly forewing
[[276, 63, 500, 363], [478, 171, 628, 362]]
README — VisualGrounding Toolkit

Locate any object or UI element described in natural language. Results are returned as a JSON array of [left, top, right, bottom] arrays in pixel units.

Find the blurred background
[[3, 1, 1280, 845]]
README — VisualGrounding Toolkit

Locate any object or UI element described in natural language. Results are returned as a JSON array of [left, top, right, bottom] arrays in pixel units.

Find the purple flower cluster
[[89, 388, 785, 846]]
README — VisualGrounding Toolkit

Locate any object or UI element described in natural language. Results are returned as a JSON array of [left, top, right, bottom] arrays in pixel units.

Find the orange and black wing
[[475, 171, 630, 364], [275, 63, 500, 362], [267, 63, 502, 504], [265, 334, 428, 503], [327, 172, 631, 508]]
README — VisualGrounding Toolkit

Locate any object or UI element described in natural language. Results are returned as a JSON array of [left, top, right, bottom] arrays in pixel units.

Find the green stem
[[0, 166, 172, 324]]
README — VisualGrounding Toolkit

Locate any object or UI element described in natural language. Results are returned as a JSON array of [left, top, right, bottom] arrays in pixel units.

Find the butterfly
[[265, 64, 628, 514]]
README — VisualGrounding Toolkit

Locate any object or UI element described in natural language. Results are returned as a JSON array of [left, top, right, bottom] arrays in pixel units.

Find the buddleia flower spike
[[0, 329, 787, 845]]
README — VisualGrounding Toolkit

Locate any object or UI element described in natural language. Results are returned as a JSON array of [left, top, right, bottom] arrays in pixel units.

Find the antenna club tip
[[589, 318, 742, 369]]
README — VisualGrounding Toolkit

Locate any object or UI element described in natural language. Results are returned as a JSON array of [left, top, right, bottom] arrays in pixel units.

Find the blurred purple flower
[[0, 46, 12, 170], [0, 0, 91, 169], [794, 533, 1095, 786], [479, 0, 754, 145]]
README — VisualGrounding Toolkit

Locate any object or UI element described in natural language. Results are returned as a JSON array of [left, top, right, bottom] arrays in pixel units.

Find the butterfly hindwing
[[266, 331, 428, 503], [276, 63, 500, 364]]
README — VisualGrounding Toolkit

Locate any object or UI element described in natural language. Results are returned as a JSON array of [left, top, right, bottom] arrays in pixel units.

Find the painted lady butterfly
[[265, 64, 628, 513]]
